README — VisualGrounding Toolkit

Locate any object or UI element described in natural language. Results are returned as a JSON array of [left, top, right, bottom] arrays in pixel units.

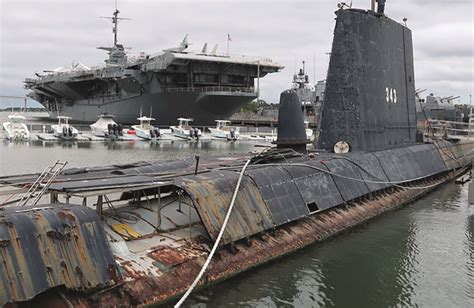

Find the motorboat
[[2, 114, 30, 140], [51, 116, 79, 140], [305, 121, 315, 142], [208, 120, 239, 140], [132, 116, 161, 140], [90, 113, 123, 139], [170, 118, 201, 140]]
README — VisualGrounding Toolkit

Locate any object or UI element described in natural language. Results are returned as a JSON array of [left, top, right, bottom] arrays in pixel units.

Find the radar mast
[[98, 1, 131, 65]]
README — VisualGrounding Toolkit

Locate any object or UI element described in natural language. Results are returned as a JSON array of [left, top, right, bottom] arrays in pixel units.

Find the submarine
[[0, 1, 473, 306]]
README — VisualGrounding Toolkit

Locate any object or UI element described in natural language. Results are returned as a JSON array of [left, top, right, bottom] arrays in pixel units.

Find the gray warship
[[24, 8, 283, 125], [416, 92, 471, 123]]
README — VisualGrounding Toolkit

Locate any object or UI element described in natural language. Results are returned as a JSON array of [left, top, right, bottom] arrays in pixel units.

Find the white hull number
[[386, 87, 397, 103]]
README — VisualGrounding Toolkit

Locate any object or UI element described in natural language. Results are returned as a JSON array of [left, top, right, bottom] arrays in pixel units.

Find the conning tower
[[317, 0, 416, 151]]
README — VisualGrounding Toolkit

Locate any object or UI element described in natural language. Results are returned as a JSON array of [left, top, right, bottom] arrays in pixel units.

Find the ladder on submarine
[[17, 160, 68, 206]]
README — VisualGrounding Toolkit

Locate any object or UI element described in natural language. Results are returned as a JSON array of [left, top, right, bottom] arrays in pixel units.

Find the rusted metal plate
[[247, 166, 309, 225], [338, 153, 391, 192], [374, 144, 447, 183], [409, 144, 447, 176], [282, 161, 344, 211], [149, 248, 189, 267], [321, 159, 370, 202], [0, 204, 118, 306], [177, 170, 274, 245]]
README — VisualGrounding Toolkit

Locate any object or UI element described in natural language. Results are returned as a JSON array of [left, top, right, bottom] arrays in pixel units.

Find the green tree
[[240, 99, 268, 114]]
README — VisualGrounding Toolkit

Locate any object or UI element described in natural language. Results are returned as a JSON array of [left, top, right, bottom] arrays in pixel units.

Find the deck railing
[[423, 118, 474, 140], [164, 86, 255, 93]]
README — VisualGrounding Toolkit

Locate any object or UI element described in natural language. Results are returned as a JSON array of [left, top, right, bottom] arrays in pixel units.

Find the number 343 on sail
[[385, 87, 397, 103]]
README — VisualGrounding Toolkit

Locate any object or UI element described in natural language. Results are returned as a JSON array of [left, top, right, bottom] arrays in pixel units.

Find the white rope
[[175, 159, 252, 308]]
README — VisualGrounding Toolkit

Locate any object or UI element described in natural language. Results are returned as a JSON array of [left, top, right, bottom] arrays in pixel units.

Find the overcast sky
[[0, 0, 473, 107]]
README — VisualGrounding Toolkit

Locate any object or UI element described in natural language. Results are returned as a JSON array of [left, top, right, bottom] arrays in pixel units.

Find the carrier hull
[[39, 91, 256, 126]]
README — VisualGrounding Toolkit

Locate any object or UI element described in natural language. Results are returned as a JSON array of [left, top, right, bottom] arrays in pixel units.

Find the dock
[[4, 130, 277, 143]]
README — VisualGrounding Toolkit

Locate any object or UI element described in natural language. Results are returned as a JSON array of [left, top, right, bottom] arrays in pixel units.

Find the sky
[[0, 0, 473, 107]]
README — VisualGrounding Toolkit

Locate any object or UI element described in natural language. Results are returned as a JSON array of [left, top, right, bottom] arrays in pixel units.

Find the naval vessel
[[24, 8, 283, 125], [416, 92, 471, 123], [1, 1, 473, 306]]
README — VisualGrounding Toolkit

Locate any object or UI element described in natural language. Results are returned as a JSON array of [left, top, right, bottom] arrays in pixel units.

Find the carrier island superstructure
[[24, 9, 283, 125]]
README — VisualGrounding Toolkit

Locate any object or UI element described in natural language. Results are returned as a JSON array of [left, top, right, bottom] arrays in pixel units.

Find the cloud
[[0, 0, 472, 108]]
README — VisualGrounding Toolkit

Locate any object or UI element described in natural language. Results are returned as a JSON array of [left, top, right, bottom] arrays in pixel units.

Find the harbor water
[[1, 112, 472, 307]]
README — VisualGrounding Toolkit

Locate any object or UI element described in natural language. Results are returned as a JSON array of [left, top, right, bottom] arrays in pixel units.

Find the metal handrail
[[17, 165, 53, 206], [164, 86, 255, 93], [424, 118, 474, 138], [17, 160, 68, 206], [31, 161, 68, 206]]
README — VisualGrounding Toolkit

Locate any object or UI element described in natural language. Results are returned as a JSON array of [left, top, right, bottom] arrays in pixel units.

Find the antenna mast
[[100, 0, 130, 47]]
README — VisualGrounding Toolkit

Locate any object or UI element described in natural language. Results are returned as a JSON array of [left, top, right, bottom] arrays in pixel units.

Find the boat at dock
[[170, 118, 202, 140], [209, 120, 239, 140], [51, 116, 79, 140], [90, 113, 123, 139], [0, 1, 473, 307], [2, 114, 30, 140], [131, 116, 161, 140]]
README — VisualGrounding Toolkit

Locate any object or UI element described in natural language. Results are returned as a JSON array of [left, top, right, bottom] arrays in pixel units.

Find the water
[[1, 112, 473, 307]]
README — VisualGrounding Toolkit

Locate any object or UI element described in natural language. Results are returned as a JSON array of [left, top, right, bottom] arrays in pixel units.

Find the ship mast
[[98, 1, 130, 65], [112, 8, 119, 46], [99, 1, 130, 47]]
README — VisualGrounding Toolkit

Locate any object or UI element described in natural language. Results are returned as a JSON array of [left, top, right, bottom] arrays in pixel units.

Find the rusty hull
[[40, 167, 468, 307], [0, 205, 118, 305]]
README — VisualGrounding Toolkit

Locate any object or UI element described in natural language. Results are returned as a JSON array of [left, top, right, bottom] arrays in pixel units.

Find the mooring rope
[[174, 158, 252, 308]]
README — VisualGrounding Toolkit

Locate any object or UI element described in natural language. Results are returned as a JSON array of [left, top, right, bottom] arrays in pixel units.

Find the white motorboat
[[51, 116, 79, 140], [208, 120, 239, 140], [170, 118, 201, 140], [305, 121, 315, 142], [90, 113, 123, 138], [132, 116, 161, 140], [2, 114, 30, 140]]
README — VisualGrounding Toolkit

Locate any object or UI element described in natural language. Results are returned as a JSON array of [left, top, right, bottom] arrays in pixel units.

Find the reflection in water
[[314, 212, 419, 308]]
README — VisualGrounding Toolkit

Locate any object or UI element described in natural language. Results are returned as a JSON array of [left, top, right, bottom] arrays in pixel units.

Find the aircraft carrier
[[24, 9, 283, 125]]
